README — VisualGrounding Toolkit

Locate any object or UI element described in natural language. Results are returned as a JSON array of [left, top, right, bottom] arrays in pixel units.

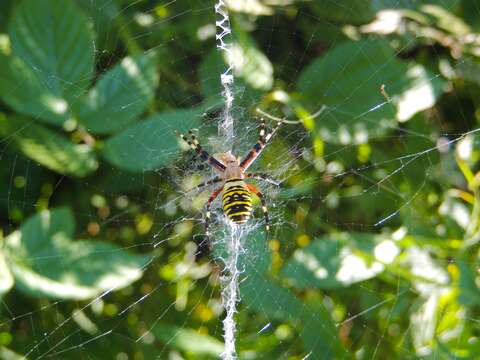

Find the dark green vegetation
[[1, 0, 480, 359]]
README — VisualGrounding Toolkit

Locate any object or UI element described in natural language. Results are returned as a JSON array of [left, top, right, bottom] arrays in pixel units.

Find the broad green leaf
[[152, 324, 224, 357], [0, 249, 14, 297], [0, 115, 98, 177], [77, 52, 159, 134], [102, 107, 206, 172], [4, 207, 151, 300], [241, 274, 345, 358], [9, 0, 94, 101], [281, 233, 400, 289], [0, 53, 72, 125], [74, 0, 120, 51], [297, 39, 445, 144], [458, 260, 480, 306]]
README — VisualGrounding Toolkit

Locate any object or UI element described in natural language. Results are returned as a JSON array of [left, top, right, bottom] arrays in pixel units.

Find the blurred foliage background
[[1, 0, 480, 359]]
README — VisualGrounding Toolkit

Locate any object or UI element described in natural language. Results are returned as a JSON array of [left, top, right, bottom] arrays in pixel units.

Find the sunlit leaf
[[0, 347, 25, 360], [4, 207, 151, 300], [226, 0, 273, 16], [0, 115, 98, 177], [0, 249, 14, 297], [297, 39, 445, 144], [281, 233, 400, 289], [199, 31, 273, 99], [77, 52, 159, 134], [153, 323, 224, 357]]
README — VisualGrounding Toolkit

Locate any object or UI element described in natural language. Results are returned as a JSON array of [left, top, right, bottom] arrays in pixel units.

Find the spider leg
[[240, 117, 284, 170], [186, 176, 223, 192], [246, 172, 282, 187], [246, 184, 270, 241], [175, 130, 226, 172], [205, 187, 223, 240]]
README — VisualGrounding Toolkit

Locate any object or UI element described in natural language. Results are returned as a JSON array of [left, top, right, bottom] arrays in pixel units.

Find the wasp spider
[[176, 118, 282, 241]]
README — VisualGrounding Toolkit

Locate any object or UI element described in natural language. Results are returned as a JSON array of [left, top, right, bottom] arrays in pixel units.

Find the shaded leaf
[[0, 53, 72, 125], [0, 115, 98, 177], [9, 0, 94, 101], [152, 323, 224, 357], [297, 39, 445, 144], [77, 52, 159, 134], [102, 106, 209, 172], [458, 260, 480, 306], [4, 207, 151, 300], [74, 0, 120, 51], [281, 233, 400, 289], [310, 0, 376, 25], [241, 274, 345, 358]]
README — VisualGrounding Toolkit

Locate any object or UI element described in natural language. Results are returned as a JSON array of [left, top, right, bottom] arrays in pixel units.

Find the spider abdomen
[[222, 178, 253, 224]]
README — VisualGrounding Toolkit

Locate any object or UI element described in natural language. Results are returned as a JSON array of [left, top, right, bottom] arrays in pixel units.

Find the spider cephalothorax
[[176, 118, 282, 240]]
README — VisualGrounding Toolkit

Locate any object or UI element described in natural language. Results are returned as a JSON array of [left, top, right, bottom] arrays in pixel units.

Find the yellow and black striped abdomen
[[222, 178, 252, 224]]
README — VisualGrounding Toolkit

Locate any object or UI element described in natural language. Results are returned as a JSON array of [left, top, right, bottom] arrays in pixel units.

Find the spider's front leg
[[186, 177, 222, 193], [175, 130, 226, 173], [239, 117, 284, 171]]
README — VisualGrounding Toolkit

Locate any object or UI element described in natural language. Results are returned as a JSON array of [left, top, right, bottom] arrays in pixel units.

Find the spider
[[176, 118, 282, 241]]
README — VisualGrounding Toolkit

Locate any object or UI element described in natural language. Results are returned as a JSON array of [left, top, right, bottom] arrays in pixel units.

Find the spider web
[[1, 0, 480, 359]]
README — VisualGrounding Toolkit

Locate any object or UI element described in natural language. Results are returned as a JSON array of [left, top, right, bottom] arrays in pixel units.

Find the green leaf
[[0, 115, 98, 177], [4, 207, 151, 300], [9, 0, 94, 100], [281, 233, 400, 289], [102, 107, 205, 172], [0, 248, 14, 297], [199, 32, 273, 99], [458, 260, 480, 306], [152, 323, 224, 357], [310, 0, 376, 25], [297, 39, 445, 144], [0, 53, 72, 125], [77, 52, 159, 134], [0, 347, 25, 360], [74, 0, 119, 51], [241, 274, 345, 358]]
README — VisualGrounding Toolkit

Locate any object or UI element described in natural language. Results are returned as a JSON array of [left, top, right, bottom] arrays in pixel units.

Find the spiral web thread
[[215, 1, 241, 359]]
